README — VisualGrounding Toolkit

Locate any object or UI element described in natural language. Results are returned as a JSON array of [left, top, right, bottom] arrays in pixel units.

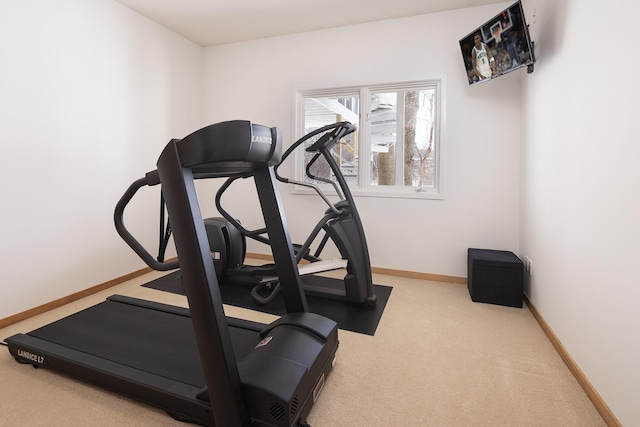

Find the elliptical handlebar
[[213, 121, 358, 249], [304, 121, 356, 153], [275, 121, 356, 175], [214, 175, 271, 246], [273, 122, 356, 215], [114, 170, 180, 272]]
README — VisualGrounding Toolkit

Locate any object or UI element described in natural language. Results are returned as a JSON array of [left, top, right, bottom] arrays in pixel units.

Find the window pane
[[370, 89, 436, 188], [303, 95, 359, 186]]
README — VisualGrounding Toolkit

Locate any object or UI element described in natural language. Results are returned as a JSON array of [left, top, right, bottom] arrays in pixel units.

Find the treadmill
[[5, 120, 339, 427]]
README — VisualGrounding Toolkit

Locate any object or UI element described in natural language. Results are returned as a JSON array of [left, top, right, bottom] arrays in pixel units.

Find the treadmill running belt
[[29, 299, 206, 387]]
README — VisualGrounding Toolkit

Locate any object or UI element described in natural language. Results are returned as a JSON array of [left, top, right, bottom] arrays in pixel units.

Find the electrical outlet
[[524, 257, 533, 275], [532, 8, 537, 25]]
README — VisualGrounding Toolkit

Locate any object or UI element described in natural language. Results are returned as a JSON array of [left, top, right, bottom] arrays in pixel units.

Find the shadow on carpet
[[142, 270, 392, 336]]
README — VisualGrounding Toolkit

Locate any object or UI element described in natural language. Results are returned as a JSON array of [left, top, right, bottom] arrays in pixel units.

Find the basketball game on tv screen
[[459, 0, 535, 86]]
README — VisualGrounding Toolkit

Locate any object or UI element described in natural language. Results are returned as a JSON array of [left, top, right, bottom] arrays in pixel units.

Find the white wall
[[0, 0, 203, 319], [201, 3, 521, 278], [521, 0, 640, 424]]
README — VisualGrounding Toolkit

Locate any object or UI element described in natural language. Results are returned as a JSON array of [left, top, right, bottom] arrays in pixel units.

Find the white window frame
[[292, 78, 446, 200]]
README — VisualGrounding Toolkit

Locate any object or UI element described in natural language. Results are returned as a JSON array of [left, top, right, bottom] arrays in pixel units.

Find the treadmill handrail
[[114, 171, 180, 272]]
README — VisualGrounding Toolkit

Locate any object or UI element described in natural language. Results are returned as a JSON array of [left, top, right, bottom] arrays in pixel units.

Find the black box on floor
[[467, 248, 523, 308]]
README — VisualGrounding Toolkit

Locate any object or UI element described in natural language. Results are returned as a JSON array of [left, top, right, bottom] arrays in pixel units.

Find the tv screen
[[459, 0, 535, 86]]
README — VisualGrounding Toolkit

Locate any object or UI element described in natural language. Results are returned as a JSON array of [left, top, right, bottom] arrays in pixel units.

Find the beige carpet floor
[[0, 269, 605, 426]]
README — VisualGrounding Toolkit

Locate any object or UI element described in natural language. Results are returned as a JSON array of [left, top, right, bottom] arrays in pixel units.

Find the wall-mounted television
[[459, 0, 535, 86]]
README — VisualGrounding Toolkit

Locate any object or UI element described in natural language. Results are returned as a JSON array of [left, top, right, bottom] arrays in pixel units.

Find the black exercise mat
[[142, 270, 392, 336]]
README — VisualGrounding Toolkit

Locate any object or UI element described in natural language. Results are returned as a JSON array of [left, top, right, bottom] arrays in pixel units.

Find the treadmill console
[[175, 120, 282, 174]]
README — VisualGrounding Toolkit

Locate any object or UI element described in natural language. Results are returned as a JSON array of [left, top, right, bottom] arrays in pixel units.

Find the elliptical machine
[[200, 122, 377, 308]]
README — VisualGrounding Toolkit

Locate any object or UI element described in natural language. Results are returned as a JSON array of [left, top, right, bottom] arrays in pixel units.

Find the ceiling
[[114, 0, 502, 47]]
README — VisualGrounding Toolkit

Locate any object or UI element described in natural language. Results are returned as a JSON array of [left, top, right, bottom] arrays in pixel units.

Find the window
[[293, 80, 444, 199]]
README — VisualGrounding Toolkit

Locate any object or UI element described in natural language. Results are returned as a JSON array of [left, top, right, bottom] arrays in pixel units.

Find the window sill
[[289, 184, 445, 200]]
